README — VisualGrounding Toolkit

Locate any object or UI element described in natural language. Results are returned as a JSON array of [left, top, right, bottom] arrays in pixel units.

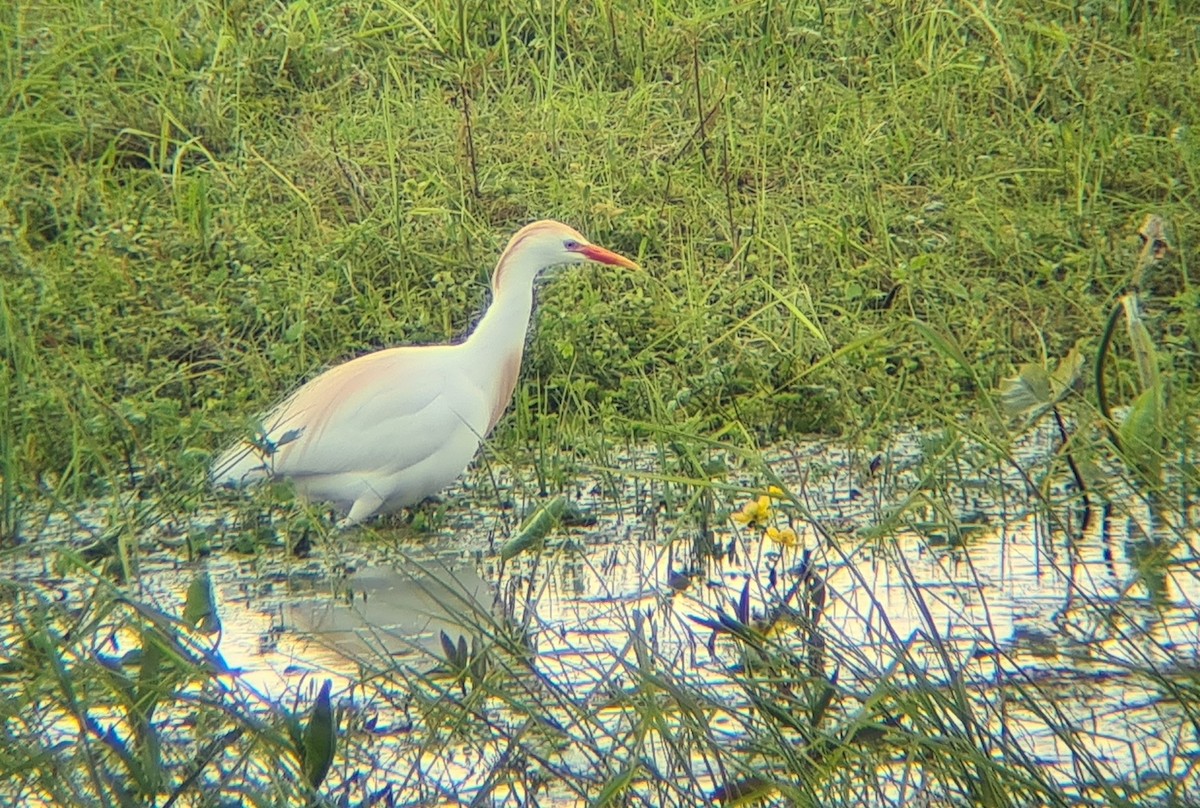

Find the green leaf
[[183, 569, 220, 634], [1123, 296, 1160, 392], [499, 496, 568, 561], [998, 347, 1083, 417], [1048, 346, 1084, 397], [301, 679, 336, 790], [998, 363, 1051, 416], [910, 319, 971, 373], [1118, 384, 1165, 485]]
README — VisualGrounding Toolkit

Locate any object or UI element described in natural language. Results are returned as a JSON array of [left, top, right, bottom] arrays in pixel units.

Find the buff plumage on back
[[211, 346, 466, 487], [212, 220, 637, 527]]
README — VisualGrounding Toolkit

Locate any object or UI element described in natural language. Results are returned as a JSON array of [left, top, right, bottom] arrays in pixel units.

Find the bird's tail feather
[[210, 441, 273, 489]]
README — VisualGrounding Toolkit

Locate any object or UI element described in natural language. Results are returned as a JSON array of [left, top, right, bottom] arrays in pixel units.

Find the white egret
[[212, 220, 638, 527]]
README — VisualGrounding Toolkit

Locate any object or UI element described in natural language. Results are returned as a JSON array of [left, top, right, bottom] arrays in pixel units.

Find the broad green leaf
[[1123, 296, 1161, 392], [302, 679, 335, 789], [1118, 384, 1165, 485], [183, 569, 220, 635], [500, 496, 568, 561], [998, 364, 1051, 416], [1048, 346, 1084, 396], [998, 347, 1084, 417]]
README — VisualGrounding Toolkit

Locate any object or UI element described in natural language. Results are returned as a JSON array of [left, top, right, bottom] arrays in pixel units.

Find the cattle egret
[[212, 220, 638, 527]]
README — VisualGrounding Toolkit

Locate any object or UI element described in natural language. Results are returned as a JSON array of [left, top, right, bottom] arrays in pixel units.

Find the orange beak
[[576, 243, 640, 270]]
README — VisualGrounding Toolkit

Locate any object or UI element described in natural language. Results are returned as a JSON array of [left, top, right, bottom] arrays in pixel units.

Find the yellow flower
[[765, 526, 799, 547], [766, 485, 787, 499], [732, 495, 773, 528]]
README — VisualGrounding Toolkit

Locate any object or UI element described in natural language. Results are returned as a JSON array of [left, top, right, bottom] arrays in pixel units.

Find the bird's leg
[[336, 491, 385, 529]]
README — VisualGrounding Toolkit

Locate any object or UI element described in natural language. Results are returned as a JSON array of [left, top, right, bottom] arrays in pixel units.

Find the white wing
[[212, 345, 490, 493]]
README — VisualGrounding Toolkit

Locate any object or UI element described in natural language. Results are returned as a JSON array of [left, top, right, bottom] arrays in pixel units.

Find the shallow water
[[207, 430, 1200, 802], [6, 428, 1199, 804]]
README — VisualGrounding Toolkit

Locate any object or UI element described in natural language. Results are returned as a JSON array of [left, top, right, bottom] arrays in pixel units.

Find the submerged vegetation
[[1, 0, 1199, 804]]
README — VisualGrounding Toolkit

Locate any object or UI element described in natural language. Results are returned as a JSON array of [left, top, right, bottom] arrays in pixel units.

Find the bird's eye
[[563, 239, 580, 251]]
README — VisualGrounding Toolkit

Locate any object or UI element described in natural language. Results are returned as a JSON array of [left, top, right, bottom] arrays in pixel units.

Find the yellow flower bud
[[765, 526, 799, 547]]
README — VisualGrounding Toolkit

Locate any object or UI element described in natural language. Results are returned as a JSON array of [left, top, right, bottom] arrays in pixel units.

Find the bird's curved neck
[[465, 274, 535, 360], [462, 248, 537, 414]]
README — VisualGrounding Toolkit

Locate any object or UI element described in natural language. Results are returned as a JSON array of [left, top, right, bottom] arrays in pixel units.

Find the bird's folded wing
[[229, 346, 489, 482]]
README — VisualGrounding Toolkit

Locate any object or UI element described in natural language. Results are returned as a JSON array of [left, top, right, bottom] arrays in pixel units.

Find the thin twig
[[460, 79, 481, 199], [692, 39, 709, 166]]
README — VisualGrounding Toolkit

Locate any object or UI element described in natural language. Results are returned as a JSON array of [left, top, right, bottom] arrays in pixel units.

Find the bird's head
[[493, 220, 639, 293]]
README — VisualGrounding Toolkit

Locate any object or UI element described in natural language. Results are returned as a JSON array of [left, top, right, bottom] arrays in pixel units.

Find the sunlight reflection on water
[[7, 428, 1198, 804], [189, 430, 1200, 803]]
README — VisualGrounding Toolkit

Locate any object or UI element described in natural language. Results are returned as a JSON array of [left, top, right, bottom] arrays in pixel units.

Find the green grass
[[2, 0, 1197, 512], [2, 0, 1200, 803]]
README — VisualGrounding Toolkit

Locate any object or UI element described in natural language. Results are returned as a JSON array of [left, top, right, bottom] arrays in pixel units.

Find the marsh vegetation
[[2, 0, 1199, 805]]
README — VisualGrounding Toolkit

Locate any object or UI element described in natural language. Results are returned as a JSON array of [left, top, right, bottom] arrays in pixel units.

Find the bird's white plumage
[[215, 347, 488, 512], [211, 220, 638, 527]]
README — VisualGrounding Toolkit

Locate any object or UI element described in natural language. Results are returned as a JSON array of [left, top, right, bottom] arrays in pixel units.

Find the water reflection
[[7, 431, 1197, 804], [194, 433, 1200, 802], [284, 561, 493, 665]]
